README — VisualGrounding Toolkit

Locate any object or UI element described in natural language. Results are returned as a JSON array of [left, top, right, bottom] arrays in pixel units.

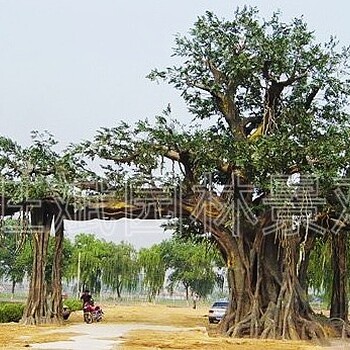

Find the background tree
[[0, 219, 32, 298], [102, 241, 139, 299], [160, 236, 223, 300], [70, 233, 107, 294], [138, 245, 166, 302]]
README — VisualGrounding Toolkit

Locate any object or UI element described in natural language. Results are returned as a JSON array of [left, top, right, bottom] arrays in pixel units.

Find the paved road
[[30, 323, 350, 350], [325, 340, 350, 350], [30, 323, 198, 350]]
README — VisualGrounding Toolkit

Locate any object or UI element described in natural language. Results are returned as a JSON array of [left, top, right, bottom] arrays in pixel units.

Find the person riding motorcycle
[[80, 289, 93, 307], [80, 289, 103, 323]]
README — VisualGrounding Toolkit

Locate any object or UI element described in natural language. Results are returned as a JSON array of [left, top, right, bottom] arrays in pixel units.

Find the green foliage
[[81, 5, 350, 197], [63, 231, 223, 301], [139, 245, 166, 301], [0, 130, 90, 205], [307, 237, 332, 304], [0, 219, 33, 289], [67, 234, 141, 298], [63, 298, 82, 311], [69, 233, 108, 293], [102, 241, 139, 297], [160, 236, 223, 298], [0, 302, 25, 323], [308, 234, 350, 306], [146, 7, 350, 190]]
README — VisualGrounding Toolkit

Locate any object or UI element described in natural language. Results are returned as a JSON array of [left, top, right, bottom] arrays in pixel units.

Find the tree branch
[[304, 86, 320, 110], [207, 59, 227, 84], [281, 72, 307, 87]]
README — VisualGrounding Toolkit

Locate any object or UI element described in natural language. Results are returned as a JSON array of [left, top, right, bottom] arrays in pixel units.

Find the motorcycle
[[83, 302, 104, 324]]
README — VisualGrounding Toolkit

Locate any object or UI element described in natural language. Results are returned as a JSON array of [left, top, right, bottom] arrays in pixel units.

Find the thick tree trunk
[[20, 206, 52, 325], [330, 231, 348, 322], [50, 221, 64, 323], [216, 228, 325, 340]]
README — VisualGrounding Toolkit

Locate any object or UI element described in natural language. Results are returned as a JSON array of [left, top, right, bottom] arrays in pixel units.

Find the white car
[[208, 300, 229, 324]]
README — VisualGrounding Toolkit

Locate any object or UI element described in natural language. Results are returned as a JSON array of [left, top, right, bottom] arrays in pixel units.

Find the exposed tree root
[[223, 306, 328, 341], [328, 318, 350, 339]]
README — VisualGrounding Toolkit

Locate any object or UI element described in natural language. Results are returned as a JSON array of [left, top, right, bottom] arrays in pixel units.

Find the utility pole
[[76, 251, 81, 299]]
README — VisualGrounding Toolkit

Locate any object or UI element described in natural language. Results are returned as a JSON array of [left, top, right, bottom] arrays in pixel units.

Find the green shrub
[[63, 298, 82, 311], [0, 302, 25, 323]]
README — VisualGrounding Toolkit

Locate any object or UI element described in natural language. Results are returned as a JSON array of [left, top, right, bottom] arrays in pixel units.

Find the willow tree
[[0, 131, 86, 324], [308, 232, 350, 323], [76, 7, 350, 339], [139, 245, 167, 302], [69, 233, 109, 293], [102, 241, 139, 299]]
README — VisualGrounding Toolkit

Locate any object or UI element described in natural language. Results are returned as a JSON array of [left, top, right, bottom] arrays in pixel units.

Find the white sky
[[0, 0, 348, 147], [64, 219, 173, 249], [1, 0, 349, 245]]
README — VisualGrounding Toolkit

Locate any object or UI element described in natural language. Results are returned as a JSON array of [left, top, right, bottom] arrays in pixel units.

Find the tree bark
[[20, 205, 52, 325], [50, 220, 64, 323], [184, 283, 189, 301], [330, 231, 348, 322], [297, 231, 316, 293]]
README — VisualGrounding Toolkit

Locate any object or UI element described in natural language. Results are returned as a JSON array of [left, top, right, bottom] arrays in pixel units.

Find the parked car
[[208, 300, 229, 324]]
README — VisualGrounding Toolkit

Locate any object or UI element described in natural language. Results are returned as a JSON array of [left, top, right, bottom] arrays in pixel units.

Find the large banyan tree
[[73, 7, 350, 340]]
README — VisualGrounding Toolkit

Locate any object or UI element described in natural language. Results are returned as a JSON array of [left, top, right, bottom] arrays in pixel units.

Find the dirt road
[[30, 323, 203, 350]]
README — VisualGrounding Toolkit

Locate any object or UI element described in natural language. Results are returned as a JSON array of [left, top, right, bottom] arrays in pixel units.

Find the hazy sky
[[1, 1, 348, 245], [1, 0, 349, 147]]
